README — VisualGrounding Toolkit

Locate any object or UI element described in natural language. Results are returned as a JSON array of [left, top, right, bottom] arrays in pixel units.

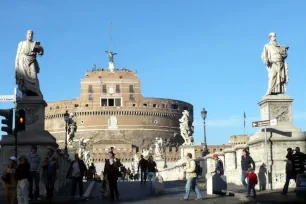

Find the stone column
[[223, 148, 236, 183]]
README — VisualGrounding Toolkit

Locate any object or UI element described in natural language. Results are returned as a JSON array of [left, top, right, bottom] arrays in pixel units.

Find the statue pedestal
[[0, 96, 58, 195], [109, 62, 115, 72], [248, 94, 306, 190], [177, 145, 196, 164]]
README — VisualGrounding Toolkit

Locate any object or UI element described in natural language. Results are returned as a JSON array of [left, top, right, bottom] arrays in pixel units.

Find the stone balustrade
[[204, 141, 303, 190], [158, 162, 186, 181]]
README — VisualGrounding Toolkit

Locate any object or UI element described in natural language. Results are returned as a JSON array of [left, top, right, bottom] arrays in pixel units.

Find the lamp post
[[201, 108, 209, 157], [163, 138, 170, 169], [64, 110, 69, 156]]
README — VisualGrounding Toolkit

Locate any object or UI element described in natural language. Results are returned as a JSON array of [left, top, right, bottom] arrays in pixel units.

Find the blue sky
[[0, 0, 305, 145]]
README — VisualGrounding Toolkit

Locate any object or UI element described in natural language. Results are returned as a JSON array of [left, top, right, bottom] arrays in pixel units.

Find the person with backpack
[[241, 149, 255, 189], [181, 153, 203, 201], [246, 167, 258, 197]]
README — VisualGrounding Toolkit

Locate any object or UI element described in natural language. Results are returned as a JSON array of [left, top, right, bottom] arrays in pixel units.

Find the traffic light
[[0, 109, 14, 135], [16, 109, 26, 131]]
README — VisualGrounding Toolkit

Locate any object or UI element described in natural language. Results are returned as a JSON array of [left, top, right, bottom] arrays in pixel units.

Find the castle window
[[129, 85, 134, 93], [88, 85, 93, 93], [74, 104, 79, 107], [115, 98, 121, 106], [119, 76, 123, 79], [129, 94, 135, 102], [88, 94, 93, 101], [116, 85, 120, 93], [101, 99, 107, 106], [85, 104, 89, 107], [108, 99, 114, 106], [153, 104, 157, 108], [143, 104, 147, 107], [162, 104, 165, 109], [133, 104, 136, 107], [102, 85, 107, 93], [170, 104, 178, 110], [56, 106, 59, 109], [50, 107, 52, 110]]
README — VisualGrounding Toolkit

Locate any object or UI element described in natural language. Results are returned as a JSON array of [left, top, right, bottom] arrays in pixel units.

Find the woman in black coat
[[104, 152, 120, 201]]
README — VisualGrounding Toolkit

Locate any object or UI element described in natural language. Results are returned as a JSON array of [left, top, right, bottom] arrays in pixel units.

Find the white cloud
[[193, 116, 259, 128]]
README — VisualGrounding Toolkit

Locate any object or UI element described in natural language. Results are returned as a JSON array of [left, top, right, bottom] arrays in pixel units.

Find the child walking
[[246, 167, 257, 197]]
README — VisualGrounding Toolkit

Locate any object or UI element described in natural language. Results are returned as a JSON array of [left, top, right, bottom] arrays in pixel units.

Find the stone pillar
[[178, 145, 196, 164], [223, 148, 236, 183], [204, 155, 214, 195], [248, 95, 306, 190]]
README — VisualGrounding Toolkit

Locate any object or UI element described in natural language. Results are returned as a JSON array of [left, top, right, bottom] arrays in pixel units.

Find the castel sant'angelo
[[44, 52, 193, 162]]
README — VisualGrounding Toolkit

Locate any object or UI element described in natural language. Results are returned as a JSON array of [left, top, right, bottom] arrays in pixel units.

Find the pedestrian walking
[[138, 155, 147, 183], [2, 156, 18, 204], [292, 147, 306, 179], [241, 149, 255, 189], [42, 148, 59, 202], [67, 153, 87, 197], [181, 153, 203, 201], [15, 155, 30, 204], [104, 151, 120, 201], [246, 167, 258, 197], [28, 145, 41, 200], [282, 148, 295, 194]]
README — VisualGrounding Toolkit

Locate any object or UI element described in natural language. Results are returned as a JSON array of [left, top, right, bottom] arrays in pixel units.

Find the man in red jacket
[[246, 167, 257, 197]]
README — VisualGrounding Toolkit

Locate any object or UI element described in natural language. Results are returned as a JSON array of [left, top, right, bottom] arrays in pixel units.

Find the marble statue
[[68, 113, 77, 144], [15, 30, 44, 96], [261, 33, 289, 96], [105, 51, 117, 63], [179, 110, 194, 145], [154, 137, 163, 159], [134, 154, 139, 171], [79, 137, 85, 158], [84, 150, 91, 167]]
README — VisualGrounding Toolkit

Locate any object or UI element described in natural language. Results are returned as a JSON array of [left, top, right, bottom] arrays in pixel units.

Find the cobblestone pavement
[[76, 181, 245, 204]]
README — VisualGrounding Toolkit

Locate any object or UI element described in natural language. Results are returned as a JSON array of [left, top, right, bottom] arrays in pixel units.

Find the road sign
[[252, 119, 277, 127], [0, 95, 15, 102]]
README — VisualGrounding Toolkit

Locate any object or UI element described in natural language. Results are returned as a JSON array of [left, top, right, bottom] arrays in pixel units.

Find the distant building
[[44, 59, 193, 161]]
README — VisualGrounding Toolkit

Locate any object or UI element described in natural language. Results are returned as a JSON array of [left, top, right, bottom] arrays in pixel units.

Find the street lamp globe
[[64, 111, 69, 122], [201, 108, 207, 120]]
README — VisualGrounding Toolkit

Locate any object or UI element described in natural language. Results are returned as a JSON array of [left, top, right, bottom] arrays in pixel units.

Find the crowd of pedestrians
[[1, 146, 93, 204]]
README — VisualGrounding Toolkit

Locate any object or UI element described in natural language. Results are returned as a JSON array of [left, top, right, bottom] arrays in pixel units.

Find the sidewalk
[[226, 183, 305, 204], [0, 180, 96, 204]]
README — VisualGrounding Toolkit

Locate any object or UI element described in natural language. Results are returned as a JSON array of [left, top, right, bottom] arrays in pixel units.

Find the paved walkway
[[75, 181, 244, 204]]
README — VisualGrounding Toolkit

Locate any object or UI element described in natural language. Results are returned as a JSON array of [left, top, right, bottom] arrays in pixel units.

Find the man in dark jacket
[[293, 147, 306, 178], [241, 149, 255, 189], [42, 148, 59, 202], [282, 148, 294, 194], [67, 153, 87, 197], [138, 155, 147, 183], [104, 152, 120, 201]]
